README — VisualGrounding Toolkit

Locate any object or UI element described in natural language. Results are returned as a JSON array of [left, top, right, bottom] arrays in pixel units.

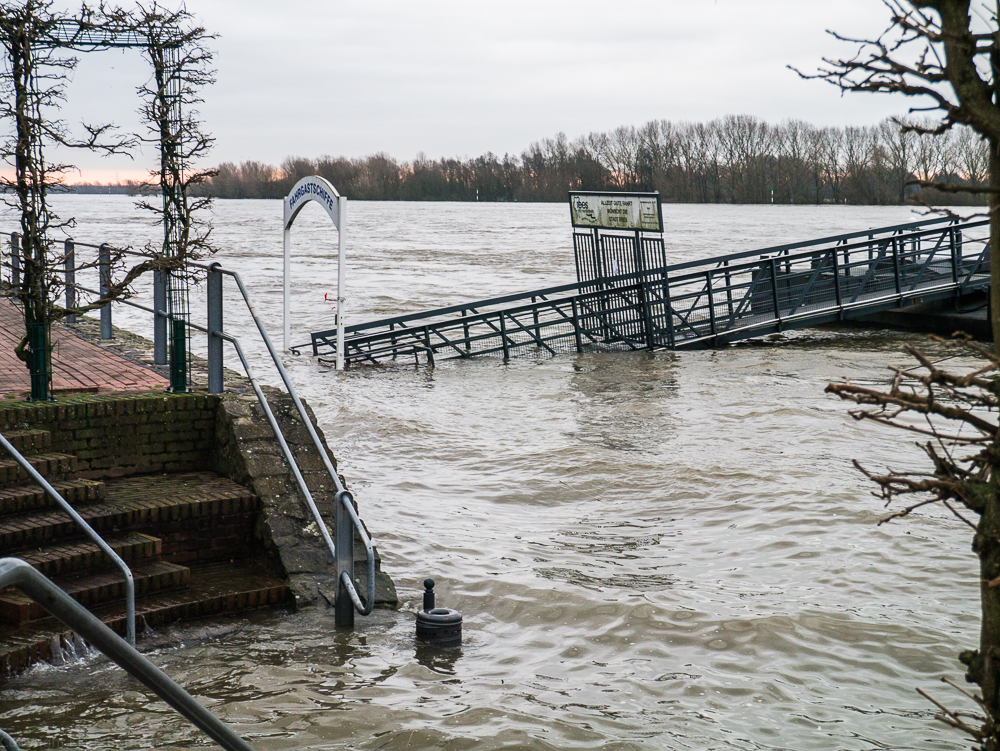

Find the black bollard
[[423, 578, 435, 612], [416, 578, 462, 646]]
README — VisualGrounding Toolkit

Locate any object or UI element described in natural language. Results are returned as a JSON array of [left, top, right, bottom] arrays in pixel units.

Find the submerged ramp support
[[300, 216, 991, 364]]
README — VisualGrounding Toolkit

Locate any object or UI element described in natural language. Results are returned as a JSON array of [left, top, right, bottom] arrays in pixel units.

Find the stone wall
[[215, 388, 397, 609]]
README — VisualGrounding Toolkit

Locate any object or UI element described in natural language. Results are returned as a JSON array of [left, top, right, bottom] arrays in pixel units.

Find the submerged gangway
[[299, 216, 992, 365]]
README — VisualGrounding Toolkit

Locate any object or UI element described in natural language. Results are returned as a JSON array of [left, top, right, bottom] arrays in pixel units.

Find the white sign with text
[[569, 192, 662, 232]]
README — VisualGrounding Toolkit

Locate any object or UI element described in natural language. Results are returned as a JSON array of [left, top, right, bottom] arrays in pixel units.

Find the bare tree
[[588, 126, 641, 190], [910, 116, 957, 185], [0, 0, 135, 399], [842, 125, 877, 203], [955, 124, 990, 186], [775, 119, 815, 203], [801, 0, 1000, 348], [0, 1, 216, 398], [805, 5, 1000, 744], [880, 117, 917, 203], [828, 339, 1000, 745], [124, 1, 216, 386], [717, 114, 773, 203]]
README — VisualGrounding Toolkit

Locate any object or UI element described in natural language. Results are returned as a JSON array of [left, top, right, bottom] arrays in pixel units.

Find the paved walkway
[[0, 297, 168, 397]]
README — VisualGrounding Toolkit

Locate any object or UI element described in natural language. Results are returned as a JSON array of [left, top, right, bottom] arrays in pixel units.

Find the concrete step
[[0, 453, 77, 490], [0, 478, 106, 518], [0, 561, 290, 676], [16, 531, 162, 579], [0, 472, 257, 554], [0, 429, 52, 456], [0, 560, 190, 626]]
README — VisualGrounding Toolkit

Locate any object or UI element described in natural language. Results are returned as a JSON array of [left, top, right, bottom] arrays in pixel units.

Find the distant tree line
[[63, 183, 136, 194], [192, 115, 988, 204]]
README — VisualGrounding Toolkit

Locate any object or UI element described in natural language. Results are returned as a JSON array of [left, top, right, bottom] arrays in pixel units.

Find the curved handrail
[[0, 558, 254, 751], [37, 274, 347, 587], [200, 265, 347, 491], [337, 490, 374, 616], [0, 728, 19, 751], [192, 261, 376, 616], [3, 234, 378, 621], [0, 432, 136, 645], [215, 331, 338, 565]]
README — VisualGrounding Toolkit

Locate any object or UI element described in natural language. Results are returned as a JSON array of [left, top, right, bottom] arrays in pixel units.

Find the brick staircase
[[0, 426, 290, 675]]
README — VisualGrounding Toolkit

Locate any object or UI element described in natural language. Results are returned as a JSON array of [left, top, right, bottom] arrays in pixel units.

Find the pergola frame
[[14, 15, 194, 398]]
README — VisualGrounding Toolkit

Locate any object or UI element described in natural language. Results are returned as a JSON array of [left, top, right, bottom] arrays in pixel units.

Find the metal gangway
[[300, 216, 991, 364]]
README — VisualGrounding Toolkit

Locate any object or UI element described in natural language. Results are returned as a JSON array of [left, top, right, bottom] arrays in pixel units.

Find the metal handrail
[[620, 215, 981, 273], [336, 490, 374, 617], [3, 234, 379, 622], [0, 729, 19, 751], [60, 271, 376, 618], [59, 278, 334, 571], [312, 218, 991, 364], [215, 330, 338, 563], [0, 432, 136, 645], [297, 216, 988, 347], [0, 558, 255, 751], [193, 261, 374, 617]]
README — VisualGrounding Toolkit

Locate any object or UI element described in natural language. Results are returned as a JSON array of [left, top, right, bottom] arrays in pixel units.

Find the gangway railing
[[0, 432, 136, 645], [576, 214, 966, 283], [300, 216, 991, 364], [0, 557, 255, 751], [1, 236, 376, 628]]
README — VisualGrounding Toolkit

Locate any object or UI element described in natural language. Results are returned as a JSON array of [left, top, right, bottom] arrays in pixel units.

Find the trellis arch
[[9, 12, 202, 398]]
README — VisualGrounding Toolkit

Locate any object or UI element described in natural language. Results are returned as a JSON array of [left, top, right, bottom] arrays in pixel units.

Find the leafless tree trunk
[[797, 4, 1000, 742], [828, 338, 1000, 744]]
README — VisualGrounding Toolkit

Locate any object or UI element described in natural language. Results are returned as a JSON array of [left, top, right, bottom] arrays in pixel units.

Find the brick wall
[[152, 504, 259, 566], [0, 389, 397, 608], [0, 393, 219, 479]]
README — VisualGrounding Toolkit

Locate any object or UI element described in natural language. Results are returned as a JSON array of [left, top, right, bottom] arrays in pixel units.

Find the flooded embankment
[[0, 200, 981, 749]]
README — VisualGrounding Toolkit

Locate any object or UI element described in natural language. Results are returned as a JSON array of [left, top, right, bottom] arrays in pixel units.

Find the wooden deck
[[0, 298, 168, 398]]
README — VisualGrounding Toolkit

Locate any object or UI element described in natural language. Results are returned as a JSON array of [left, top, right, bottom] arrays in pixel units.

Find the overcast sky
[[48, 1, 935, 182]]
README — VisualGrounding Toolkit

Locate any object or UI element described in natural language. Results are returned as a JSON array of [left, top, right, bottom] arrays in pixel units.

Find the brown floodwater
[[0, 200, 984, 749]]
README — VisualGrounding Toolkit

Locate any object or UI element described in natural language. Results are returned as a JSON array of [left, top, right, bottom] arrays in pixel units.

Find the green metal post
[[27, 319, 53, 402], [169, 318, 188, 393], [22, 231, 52, 402]]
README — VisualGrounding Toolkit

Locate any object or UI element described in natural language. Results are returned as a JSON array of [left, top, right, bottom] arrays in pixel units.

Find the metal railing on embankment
[[299, 216, 991, 365], [0, 557, 255, 751], [0, 432, 137, 644], [1, 234, 375, 627]]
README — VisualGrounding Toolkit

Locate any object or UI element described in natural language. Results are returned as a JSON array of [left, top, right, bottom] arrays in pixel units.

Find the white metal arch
[[282, 176, 347, 369]]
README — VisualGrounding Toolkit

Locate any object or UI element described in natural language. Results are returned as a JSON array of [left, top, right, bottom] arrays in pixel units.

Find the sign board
[[284, 175, 341, 230], [568, 191, 662, 232]]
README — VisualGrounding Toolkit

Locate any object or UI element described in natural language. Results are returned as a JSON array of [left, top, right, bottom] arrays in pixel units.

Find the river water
[[0, 199, 987, 749]]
